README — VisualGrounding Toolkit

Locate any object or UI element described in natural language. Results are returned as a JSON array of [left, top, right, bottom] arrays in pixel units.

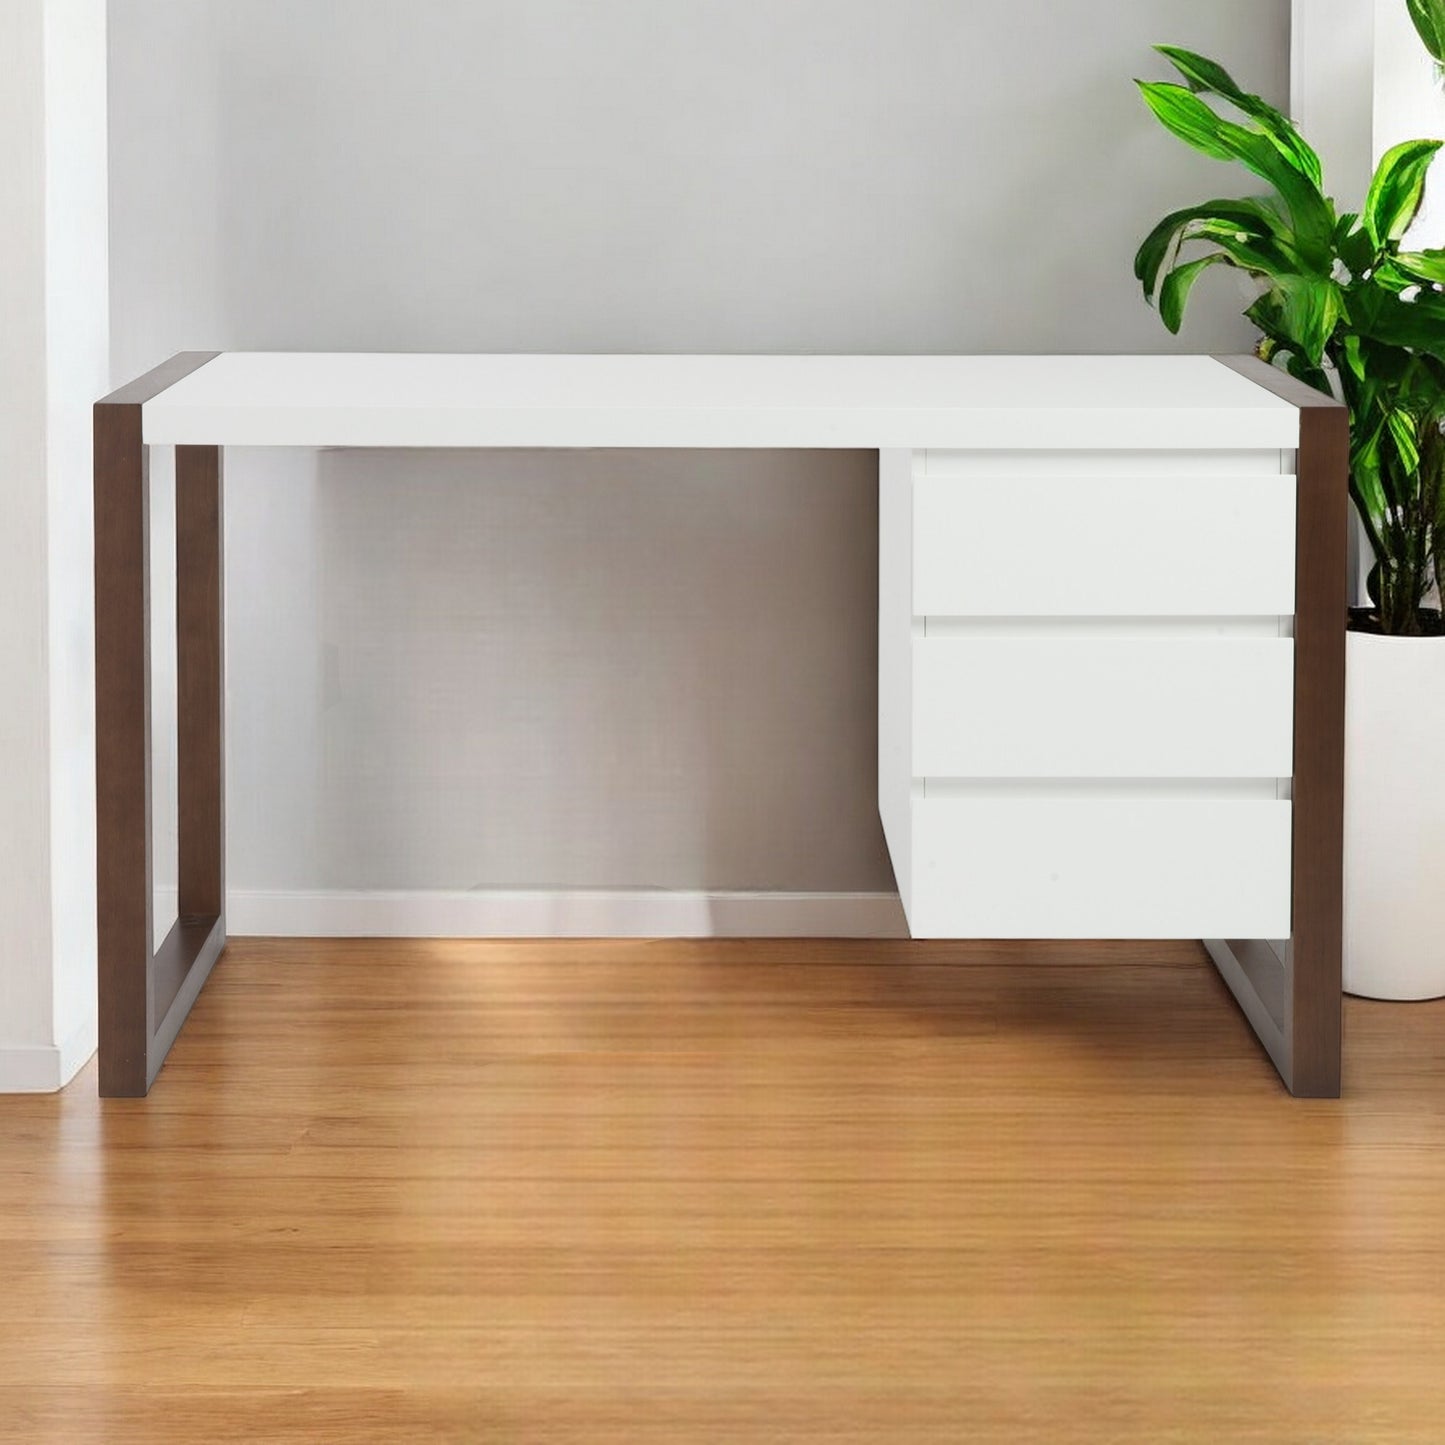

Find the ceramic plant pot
[[1343, 628, 1445, 999]]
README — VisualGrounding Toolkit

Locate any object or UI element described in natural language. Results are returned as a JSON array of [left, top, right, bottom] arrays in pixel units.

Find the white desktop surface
[[141, 353, 1300, 451]]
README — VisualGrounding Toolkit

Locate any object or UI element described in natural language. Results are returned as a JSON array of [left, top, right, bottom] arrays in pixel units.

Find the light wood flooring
[[3, 937, 1444, 1442]]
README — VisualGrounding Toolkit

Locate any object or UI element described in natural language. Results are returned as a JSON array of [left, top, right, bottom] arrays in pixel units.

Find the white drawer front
[[912, 636, 1294, 779], [913, 473, 1296, 617], [907, 797, 1293, 939]]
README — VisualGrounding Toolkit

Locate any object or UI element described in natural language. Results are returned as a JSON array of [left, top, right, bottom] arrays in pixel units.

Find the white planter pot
[[1343, 629, 1445, 999]]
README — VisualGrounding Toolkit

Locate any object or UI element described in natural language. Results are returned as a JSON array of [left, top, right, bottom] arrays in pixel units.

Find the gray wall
[[108, 0, 1289, 899]]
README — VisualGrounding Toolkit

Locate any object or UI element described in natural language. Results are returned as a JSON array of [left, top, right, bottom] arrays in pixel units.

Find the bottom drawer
[[905, 796, 1292, 939]]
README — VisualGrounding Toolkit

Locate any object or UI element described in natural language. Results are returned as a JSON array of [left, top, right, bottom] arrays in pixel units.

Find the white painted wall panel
[[0, 0, 54, 1070], [0, 0, 107, 1090], [912, 636, 1294, 779]]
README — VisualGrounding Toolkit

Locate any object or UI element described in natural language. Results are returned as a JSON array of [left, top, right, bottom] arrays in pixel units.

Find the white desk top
[[141, 353, 1300, 450]]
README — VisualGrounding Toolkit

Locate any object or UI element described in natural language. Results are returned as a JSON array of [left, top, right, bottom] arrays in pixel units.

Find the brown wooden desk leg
[[1209, 356, 1348, 1098], [95, 353, 224, 1097], [1281, 387, 1349, 1097]]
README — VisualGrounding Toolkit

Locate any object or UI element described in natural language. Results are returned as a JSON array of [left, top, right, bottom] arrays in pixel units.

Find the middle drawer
[[912, 634, 1294, 779]]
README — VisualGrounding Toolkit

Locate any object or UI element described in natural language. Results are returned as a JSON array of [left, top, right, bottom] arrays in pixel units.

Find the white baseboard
[[0, 1046, 66, 1093], [228, 888, 908, 939], [0, 1015, 97, 1093]]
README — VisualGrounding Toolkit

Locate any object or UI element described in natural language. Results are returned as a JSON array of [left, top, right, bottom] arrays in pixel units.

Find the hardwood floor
[[2, 938, 1444, 1443]]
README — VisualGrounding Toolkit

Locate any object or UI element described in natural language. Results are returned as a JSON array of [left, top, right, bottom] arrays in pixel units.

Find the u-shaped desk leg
[[95, 352, 226, 1096], [1207, 357, 1349, 1099]]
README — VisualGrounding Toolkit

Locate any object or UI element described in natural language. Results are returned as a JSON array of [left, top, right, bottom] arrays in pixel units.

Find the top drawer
[[912, 462, 1296, 618]]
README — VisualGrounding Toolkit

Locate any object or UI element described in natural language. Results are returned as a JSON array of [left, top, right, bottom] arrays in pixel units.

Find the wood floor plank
[[2, 937, 1444, 1442]]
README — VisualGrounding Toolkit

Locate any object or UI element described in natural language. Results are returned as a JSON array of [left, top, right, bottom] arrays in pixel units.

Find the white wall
[[106, 1, 1288, 931], [0, 0, 53, 1073], [0, 0, 107, 1089], [1291, 0, 1376, 211]]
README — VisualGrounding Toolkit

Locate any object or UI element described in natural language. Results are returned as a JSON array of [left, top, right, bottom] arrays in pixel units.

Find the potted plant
[[1135, 42, 1445, 998]]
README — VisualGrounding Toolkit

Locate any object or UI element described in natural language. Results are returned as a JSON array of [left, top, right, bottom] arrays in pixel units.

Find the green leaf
[[1136, 81, 1238, 161], [1363, 139, 1443, 248], [1159, 254, 1226, 332], [1386, 407, 1423, 475], [1334, 214, 1377, 277], [1391, 249, 1445, 286], [1350, 420, 1391, 531], [1242, 291, 1335, 393], [1155, 45, 1323, 187], [1245, 291, 1291, 346], [1136, 82, 1335, 261], [1133, 197, 1291, 294], [1277, 276, 1345, 365], [1339, 332, 1369, 386], [1189, 224, 1290, 275], [1407, 0, 1445, 64], [1347, 283, 1445, 354], [1283, 349, 1333, 392]]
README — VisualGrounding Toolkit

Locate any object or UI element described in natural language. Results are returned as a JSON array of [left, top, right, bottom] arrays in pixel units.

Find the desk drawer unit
[[879, 446, 1299, 941]]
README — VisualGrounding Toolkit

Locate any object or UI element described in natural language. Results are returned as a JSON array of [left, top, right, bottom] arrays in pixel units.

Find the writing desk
[[94, 353, 1347, 1097]]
